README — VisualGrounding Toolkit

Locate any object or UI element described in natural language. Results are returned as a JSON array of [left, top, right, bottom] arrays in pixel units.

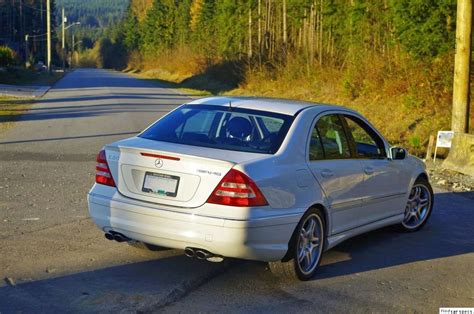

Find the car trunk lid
[[104, 137, 264, 208]]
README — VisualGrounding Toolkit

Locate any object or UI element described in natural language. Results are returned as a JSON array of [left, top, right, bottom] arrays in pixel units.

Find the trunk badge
[[155, 158, 163, 168]]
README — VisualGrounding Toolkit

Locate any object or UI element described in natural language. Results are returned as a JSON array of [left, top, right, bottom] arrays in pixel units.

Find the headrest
[[227, 117, 252, 139]]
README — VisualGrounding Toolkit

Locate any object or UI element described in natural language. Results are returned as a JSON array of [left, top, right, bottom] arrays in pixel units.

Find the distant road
[[0, 69, 473, 312], [0, 68, 190, 238]]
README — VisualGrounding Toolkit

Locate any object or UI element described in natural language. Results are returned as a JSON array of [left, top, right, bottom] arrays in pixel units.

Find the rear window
[[139, 105, 294, 154]]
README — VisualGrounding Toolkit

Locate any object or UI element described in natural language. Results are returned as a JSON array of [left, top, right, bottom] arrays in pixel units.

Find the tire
[[127, 241, 169, 252], [399, 177, 434, 232], [268, 208, 325, 281]]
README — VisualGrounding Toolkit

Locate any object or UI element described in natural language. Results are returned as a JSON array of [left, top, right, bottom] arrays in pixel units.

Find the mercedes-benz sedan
[[88, 96, 433, 280]]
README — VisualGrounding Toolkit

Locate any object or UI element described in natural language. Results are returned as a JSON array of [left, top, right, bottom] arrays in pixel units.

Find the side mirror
[[391, 147, 407, 160]]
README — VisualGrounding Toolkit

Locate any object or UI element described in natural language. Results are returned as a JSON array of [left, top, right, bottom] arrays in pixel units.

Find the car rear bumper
[[87, 184, 302, 261]]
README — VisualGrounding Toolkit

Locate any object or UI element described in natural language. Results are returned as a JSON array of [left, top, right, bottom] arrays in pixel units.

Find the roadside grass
[[0, 68, 63, 86], [127, 50, 245, 95], [126, 50, 474, 156], [0, 70, 65, 135], [129, 69, 212, 97], [0, 96, 34, 133]]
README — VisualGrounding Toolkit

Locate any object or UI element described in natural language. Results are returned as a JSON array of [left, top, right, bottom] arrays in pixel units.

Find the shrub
[[0, 46, 16, 67]]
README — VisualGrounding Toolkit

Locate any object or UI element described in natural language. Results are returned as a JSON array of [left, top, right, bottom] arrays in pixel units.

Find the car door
[[341, 114, 406, 224], [306, 113, 365, 234]]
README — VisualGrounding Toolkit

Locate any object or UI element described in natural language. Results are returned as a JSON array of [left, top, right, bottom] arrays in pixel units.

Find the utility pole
[[282, 0, 287, 45], [25, 34, 29, 67], [452, 0, 472, 133], [248, 3, 252, 59], [46, 0, 51, 73], [72, 34, 75, 68], [62, 7, 66, 72]]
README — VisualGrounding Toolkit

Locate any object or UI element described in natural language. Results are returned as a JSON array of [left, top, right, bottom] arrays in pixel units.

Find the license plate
[[142, 172, 180, 197]]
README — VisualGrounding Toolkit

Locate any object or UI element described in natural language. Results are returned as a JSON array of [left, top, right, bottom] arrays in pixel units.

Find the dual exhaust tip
[[184, 247, 212, 260], [104, 233, 223, 263], [104, 232, 129, 243], [184, 247, 224, 262]]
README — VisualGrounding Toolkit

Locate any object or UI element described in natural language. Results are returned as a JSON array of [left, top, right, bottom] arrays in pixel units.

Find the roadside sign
[[434, 131, 454, 162]]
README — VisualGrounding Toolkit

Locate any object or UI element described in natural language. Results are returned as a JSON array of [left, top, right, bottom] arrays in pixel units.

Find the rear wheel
[[400, 177, 433, 232], [268, 208, 325, 281]]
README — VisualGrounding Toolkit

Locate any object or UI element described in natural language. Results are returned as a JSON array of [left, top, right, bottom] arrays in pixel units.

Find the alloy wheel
[[402, 184, 431, 229], [296, 213, 323, 275]]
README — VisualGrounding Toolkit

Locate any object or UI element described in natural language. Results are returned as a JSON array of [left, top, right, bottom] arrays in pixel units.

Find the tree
[[391, 0, 456, 58], [141, 0, 177, 55]]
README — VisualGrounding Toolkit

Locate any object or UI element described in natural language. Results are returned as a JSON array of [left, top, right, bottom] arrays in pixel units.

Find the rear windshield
[[139, 105, 294, 154]]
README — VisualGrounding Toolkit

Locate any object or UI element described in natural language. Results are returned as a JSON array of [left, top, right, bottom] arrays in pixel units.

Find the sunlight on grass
[[130, 70, 212, 97], [0, 97, 33, 134]]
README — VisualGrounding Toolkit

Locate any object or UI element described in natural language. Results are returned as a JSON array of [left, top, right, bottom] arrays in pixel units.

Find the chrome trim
[[359, 192, 407, 205], [330, 198, 362, 212]]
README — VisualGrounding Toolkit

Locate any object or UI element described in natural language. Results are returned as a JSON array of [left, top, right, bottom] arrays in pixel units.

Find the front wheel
[[400, 177, 434, 232], [268, 208, 325, 281]]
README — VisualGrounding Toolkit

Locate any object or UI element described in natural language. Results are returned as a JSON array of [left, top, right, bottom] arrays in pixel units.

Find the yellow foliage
[[130, 0, 154, 21], [126, 48, 473, 156], [189, 0, 203, 31]]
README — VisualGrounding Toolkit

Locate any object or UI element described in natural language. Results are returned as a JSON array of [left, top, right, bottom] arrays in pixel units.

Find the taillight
[[207, 169, 268, 207], [95, 149, 116, 187]]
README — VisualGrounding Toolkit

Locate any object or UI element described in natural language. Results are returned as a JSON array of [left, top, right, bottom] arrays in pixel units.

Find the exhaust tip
[[195, 250, 208, 260], [113, 234, 126, 242], [184, 247, 195, 258], [104, 233, 114, 241]]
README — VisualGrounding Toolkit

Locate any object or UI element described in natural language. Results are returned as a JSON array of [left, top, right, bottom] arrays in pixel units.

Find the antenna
[[228, 101, 232, 111]]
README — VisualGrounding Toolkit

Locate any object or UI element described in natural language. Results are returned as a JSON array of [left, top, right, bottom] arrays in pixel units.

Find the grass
[[0, 69, 64, 134], [0, 96, 34, 134], [130, 69, 212, 96], [125, 49, 474, 156], [0, 68, 63, 86]]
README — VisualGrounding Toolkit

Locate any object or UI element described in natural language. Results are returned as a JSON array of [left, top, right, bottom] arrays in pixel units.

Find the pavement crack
[[137, 260, 238, 313]]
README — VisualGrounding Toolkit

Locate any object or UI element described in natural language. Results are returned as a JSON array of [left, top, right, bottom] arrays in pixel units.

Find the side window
[[313, 115, 351, 159], [309, 127, 324, 160], [343, 115, 386, 158]]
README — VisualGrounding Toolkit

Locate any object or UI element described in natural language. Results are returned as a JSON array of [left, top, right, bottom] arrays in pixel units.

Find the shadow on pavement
[[49, 64, 243, 95], [0, 191, 472, 311], [315, 190, 474, 280], [0, 255, 234, 313], [0, 131, 141, 145], [32, 94, 191, 104], [0, 104, 174, 123]]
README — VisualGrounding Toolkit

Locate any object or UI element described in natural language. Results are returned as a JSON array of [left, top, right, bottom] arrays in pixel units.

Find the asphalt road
[[0, 69, 473, 313]]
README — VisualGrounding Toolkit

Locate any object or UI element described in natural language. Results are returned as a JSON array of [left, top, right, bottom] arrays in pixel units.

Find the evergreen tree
[[391, 0, 456, 58], [141, 0, 177, 55]]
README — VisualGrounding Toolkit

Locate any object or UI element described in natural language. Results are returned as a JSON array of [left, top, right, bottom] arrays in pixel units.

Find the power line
[[28, 33, 48, 38], [21, 2, 47, 13]]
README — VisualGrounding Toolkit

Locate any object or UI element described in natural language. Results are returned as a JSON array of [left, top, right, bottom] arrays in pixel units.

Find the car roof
[[187, 96, 347, 116]]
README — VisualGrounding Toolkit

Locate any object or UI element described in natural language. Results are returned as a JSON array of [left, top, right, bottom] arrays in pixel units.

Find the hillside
[[56, 0, 128, 44], [76, 0, 473, 155]]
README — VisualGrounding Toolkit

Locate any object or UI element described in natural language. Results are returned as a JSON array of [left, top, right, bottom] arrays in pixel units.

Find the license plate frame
[[141, 172, 180, 197]]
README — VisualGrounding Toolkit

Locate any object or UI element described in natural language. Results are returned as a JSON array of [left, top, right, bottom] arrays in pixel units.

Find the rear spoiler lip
[[104, 142, 237, 168]]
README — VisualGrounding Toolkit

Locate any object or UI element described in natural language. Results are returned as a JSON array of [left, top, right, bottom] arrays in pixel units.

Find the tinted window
[[140, 105, 294, 154], [309, 127, 324, 160], [314, 115, 351, 159], [180, 110, 215, 134], [344, 115, 386, 158]]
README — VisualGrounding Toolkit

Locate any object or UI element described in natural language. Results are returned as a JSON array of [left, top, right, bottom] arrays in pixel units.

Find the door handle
[[364, 167, 374, 175], [320, 169, 334, 178]]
